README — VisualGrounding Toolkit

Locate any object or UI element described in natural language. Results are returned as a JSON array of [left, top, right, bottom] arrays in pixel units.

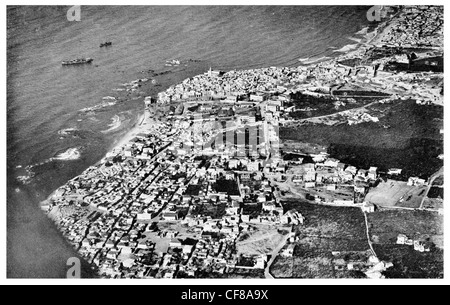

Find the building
[[407, 177, 426, 186], [326, 184, 336, 191], [361, 202, 375, 213], [345, 166, 357, 175], [169, 238, 183, 249], [281, 244, 295, 257], [262, 201, 276, 212], [354, 185, 366, 194], [162, 212, 178, 221], [324, 158, 339, 167], [305, 182, 316, 188], [388, 168, 402, 175], [367, 167, 377, 180], [396, 234, 408, 245], [247, 161, 259, 172], [241, 214, 250, 222], [281, 210, 304, 225]]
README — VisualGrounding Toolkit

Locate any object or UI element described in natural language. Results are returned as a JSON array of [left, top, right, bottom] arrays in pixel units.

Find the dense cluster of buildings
[[376, 6, 443, 48], [40, 5, 442, 278], [42, 85, 385, 277]]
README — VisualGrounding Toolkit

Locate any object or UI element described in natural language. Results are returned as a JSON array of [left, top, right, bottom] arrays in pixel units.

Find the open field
[[432, 174, 444, 186], [373, 244, 443, 278], [281, 140, 327, 155], [270, 254, 368, 279], [367, 209, 443, 247], [365, 179, 426, 208], [421, 197, 443, 210], [286, 91, 386, 121], [141, 222, 202, 254], [294, 235, 369, 256], [270, 200, 370, 278], [194, 268, 265, 279], [190, 202, 226, 219], [236, 224, 288, 256], [142, 231, 170, 254], [280, 100, 443, 179], [428, 186, 444, 199], [282, 200, 367, 240]]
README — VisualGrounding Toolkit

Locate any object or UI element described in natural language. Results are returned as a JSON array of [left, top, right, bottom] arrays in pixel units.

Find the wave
[[53, 148, 81, 161], [348, 36, 362, 43], [57, 128, 78, 135], [299, 56, 331, 65], [26, 157, 56, 169], [16, 165, 35, 184], [102, 96, 117, 100], [333, 44, 359, 53], [101, 114, 122, 133], [355, 27, 369, 35], [79, 99, 117, 113], [16, 175, 32, 184], [298, 57, 310, 62], [18, 147, 81, 180]]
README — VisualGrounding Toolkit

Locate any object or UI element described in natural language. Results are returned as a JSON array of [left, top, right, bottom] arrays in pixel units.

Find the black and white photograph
[[4, 2, 446, 286]]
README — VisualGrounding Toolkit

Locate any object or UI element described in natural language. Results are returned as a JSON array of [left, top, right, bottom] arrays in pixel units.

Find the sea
[[7, 5, 374, 278]]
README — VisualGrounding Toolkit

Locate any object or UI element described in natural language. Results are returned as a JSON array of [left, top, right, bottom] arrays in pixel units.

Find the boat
[[61, 58, 94, 66], [100, 41, 112, 47], [165, 59, 181, 66]]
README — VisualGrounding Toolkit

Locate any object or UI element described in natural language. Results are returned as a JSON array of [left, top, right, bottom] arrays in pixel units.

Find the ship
[[100, 41, 112, 47], [165, 59, 181, 66], [61, 58, 94, 66]]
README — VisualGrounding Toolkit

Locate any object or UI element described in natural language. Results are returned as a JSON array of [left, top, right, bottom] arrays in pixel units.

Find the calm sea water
[[7, 5, 372, 278]]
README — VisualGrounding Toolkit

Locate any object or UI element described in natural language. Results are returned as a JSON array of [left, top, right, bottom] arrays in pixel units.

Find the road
[[419, 167, 444, 209], [362, 211, 377, 258], [283, 99, 382, 126], [264, 226, 292, 279]]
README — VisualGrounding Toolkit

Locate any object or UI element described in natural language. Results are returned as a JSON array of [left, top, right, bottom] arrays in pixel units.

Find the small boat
[[165, 59, 181, 66], [62, 58, 93, 66], [100, 41, 112, 47]]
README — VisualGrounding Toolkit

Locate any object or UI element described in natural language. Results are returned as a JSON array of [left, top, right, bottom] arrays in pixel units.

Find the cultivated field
[[270, 200, 370, 278], [367, 209, 443, 247], [373, 244, 443, 278]]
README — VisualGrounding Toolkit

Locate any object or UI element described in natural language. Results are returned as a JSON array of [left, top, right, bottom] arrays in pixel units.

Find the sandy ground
[[365, 179, 425, 208], [236, 224, 287, 256], [108, 111, 149, 153], [138, 222, 202, 255]]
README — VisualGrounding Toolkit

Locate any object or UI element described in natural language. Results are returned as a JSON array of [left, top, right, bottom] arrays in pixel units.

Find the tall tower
[[264, 120, 269, 153]]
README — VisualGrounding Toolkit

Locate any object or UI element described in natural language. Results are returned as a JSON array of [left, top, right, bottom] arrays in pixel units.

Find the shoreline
[[107, 111, 147, 155], [34, 6, 444, 279], [40, 8, 394, 206], [98, 13, 392, 161]]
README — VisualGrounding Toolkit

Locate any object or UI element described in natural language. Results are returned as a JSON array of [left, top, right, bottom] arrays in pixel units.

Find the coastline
[[34, 5, 444, 279], [108, 111, 147, 155], [40, 7, 394, 216], [100, 16, 390, 162]]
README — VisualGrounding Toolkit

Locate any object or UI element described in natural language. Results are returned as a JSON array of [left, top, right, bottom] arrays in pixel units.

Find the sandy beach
[[108, 111, 148, 153]]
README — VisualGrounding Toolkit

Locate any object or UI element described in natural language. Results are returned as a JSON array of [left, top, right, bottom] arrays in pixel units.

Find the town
[[40, 5, 443, 279]]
